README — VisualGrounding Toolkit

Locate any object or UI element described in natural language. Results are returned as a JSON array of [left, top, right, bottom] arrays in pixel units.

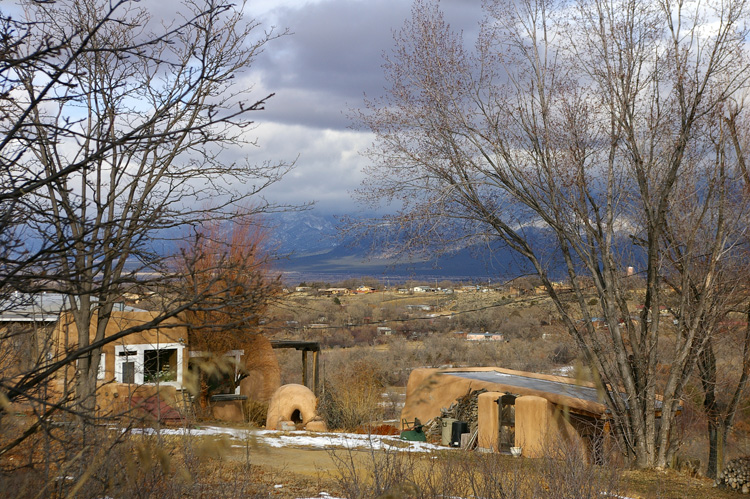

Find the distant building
[[466, 332, 505, 341], [406, 304, 432, 312], [321, 288, 350, 296]]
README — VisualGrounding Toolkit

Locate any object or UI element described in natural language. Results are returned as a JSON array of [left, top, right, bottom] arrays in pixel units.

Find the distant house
[[321, 288, 350, 296], [0, 293, 68, 377], [406, 304, 432, 312], [356, 286, 375, 294], [377, 326, 393, 335], [412, 286, 435, 293], [466, 332, 505, 341]]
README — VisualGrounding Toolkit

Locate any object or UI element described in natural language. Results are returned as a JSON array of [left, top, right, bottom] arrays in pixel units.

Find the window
[[143, 348, 177, 382], [114, 344, 184, 386], [76, 352, 108, 381], [118, 350, 137, 384]]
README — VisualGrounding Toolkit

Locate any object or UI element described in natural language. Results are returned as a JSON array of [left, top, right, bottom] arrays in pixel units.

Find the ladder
[[179, 389, 196, 424]]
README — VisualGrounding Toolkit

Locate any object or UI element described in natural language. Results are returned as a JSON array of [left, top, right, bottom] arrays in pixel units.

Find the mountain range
[[267, 211, 543, 285]]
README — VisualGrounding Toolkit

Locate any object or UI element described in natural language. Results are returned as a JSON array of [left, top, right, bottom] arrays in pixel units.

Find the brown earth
[[231, 440, 742, 499]]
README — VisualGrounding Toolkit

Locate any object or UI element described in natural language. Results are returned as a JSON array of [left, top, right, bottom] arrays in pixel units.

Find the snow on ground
[[132, 425, 445, 453]]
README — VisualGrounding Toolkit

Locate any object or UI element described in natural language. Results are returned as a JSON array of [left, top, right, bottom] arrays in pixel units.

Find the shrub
[[328, 435, 625, 499], [243, 399, 268, 426], [318, 358, 387, 430]]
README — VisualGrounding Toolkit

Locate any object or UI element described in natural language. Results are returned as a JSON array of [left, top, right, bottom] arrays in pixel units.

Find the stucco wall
[[515, 395, 588, 458], [477, 391, 502, 452]]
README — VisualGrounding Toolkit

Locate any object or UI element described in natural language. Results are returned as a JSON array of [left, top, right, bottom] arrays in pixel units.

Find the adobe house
[[0, 293, 65, 379], [51, 309, 281, 422], [401, 367, 621, 462]]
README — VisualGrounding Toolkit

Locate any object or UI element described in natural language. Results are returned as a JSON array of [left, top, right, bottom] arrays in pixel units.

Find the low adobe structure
[[265, 383, 325, 431], [401, 367, 613, 461]]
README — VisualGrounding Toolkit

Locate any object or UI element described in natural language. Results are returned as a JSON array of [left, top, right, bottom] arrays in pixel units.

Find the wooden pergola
[[270, 340, 321, 396]]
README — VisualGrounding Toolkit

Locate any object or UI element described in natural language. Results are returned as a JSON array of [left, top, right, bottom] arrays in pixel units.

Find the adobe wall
[[477, 391, 502, 452], [239, 334, 280, 404], [515, 395, 588, 458], [400, 368, 496, 423], [97, 383, 180, 419], [54, 311, 189, 383]]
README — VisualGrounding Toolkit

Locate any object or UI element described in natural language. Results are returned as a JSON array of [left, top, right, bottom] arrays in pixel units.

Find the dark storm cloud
[[253, 0, 483, 130]]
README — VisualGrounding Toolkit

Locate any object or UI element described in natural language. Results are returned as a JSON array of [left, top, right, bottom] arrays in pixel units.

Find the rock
[[279, 420, 296, 431], [305, 419, 327, 432]]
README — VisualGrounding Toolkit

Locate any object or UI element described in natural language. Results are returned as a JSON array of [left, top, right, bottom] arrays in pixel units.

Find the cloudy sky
[[236, 0, 483, 215]]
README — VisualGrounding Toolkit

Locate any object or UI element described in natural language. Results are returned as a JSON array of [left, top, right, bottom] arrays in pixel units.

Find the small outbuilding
[[401, 367, 622, 462]]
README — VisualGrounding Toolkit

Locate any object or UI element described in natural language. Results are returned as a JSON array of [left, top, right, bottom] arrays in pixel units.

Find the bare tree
[[0, 0, 291, 427], [355, 0, 750, 468]]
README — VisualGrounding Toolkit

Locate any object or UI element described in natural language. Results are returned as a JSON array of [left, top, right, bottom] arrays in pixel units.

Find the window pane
[[122, 362, 135, 384], [144, 348, 177, 382]]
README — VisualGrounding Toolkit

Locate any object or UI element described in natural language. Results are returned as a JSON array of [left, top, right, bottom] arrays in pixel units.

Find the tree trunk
[[700, 339, 721, 479], [707, 419, 727, 479]]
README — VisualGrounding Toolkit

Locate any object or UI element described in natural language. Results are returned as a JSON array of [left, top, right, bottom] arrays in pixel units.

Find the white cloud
[[242, 122, 373, 212]]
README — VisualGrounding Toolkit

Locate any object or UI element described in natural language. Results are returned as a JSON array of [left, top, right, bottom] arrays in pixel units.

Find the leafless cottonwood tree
[[658, 107, 750, 477], [355, 0, 750, 468], [0, 0, 291, 429]]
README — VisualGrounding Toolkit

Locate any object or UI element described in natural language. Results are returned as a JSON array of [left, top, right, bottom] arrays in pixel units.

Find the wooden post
[[302, 350, 308, 388], [313, 349, 320, 396]]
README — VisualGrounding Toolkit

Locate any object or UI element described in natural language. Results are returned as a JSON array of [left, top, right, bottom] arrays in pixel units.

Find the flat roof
[[444, 369, 664, 411], [0, 293, 141, 322], [448, 370, 603, 404]]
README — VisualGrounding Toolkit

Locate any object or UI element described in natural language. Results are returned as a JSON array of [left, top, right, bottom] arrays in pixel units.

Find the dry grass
[[0, 423, 276, 499]]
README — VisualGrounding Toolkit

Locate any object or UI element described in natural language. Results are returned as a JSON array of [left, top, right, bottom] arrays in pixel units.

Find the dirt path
[[225, 441, 384, 497], [238, 444, 355, 478]]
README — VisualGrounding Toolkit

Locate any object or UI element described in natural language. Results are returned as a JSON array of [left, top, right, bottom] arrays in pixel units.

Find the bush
[[0, 424, 272, 499], [328, 435, 625, 499], [318, 358, 387, 430], [243, 399, 268, 426]]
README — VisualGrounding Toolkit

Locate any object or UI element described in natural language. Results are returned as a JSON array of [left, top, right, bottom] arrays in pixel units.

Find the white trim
[[189, 349, 244, 357], [114, 343, 184, 388]]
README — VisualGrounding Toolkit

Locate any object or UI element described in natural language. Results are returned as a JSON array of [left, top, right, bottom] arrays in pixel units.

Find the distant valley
[[267, 211, 543, 284]]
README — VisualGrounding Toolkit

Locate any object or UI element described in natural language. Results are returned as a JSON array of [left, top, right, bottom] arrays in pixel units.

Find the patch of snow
[[553, 365, 574, 376], [129, 425, 445, 453]]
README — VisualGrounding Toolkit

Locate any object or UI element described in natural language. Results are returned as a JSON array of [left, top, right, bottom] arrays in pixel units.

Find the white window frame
[[114, 343, 184, 388]]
